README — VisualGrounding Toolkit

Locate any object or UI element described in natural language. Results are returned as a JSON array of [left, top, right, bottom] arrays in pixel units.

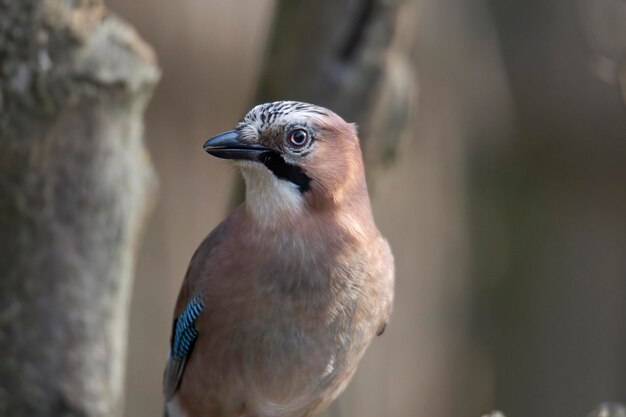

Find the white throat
[[240, 163, 304, 228]]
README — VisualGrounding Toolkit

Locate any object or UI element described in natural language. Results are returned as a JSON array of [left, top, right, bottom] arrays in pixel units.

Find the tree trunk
[[0, 1, 159, 416]]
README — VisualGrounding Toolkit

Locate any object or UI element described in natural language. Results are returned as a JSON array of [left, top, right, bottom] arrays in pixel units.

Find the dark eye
[[288, 129, 308, 147]]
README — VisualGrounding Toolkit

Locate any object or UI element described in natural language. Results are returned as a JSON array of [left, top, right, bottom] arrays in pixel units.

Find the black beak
[[203, 130, 269, 161]]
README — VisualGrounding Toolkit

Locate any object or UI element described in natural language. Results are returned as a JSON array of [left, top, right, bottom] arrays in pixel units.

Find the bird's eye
[[288, 129, 308, 147]]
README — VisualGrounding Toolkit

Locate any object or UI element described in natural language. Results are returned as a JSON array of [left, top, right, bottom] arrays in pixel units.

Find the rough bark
[[0, 1, 159, 416]]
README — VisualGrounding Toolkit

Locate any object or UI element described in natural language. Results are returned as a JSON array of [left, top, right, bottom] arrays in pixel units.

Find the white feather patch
[[240, 162, 304, 228]]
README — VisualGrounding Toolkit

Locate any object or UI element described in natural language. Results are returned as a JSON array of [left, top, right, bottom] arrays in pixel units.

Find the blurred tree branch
[[470, 0, 626, 414], [0, 1, 159, 416], [256, 0, 415, 170]]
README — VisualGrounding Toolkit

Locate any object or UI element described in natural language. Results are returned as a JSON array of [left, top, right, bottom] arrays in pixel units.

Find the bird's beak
[[203, 130, 269, 161]]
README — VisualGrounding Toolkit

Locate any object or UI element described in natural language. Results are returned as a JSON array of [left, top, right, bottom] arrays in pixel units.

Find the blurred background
[[3, 0, 623, 416]]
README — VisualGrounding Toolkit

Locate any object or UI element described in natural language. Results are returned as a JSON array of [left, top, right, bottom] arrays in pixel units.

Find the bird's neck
[[241, 165, 305, 230], [240, 162, 375, 238]]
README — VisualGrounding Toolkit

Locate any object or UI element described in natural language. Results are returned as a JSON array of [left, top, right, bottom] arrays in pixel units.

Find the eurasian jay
[[163, 101, 394, 417]]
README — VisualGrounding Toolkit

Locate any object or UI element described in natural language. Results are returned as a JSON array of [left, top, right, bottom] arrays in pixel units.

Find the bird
[[163, 101, 394, 417]]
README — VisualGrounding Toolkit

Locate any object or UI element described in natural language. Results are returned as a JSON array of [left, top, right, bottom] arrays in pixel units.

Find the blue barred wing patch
[[171, 296, 204, 360], [163, 295, 204, 399]]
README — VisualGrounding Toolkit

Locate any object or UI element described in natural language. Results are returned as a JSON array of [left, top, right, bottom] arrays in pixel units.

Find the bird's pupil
[[290, 130, 307, 146]]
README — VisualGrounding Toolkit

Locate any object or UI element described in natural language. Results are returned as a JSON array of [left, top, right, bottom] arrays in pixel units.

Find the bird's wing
[[163, 294, 204, 400], [162, 213, 236, 401]]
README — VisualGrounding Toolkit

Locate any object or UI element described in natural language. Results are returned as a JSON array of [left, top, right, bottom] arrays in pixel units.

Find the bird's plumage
[[164, 295, 204, 399], [164, 101, 394, 417]]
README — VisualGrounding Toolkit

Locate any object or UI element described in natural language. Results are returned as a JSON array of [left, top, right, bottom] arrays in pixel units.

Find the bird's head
[[204, 101, 370, 226]]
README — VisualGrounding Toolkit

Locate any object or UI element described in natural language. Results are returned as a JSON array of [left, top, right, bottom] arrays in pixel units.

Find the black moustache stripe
[[259, 152, 311, 193]]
